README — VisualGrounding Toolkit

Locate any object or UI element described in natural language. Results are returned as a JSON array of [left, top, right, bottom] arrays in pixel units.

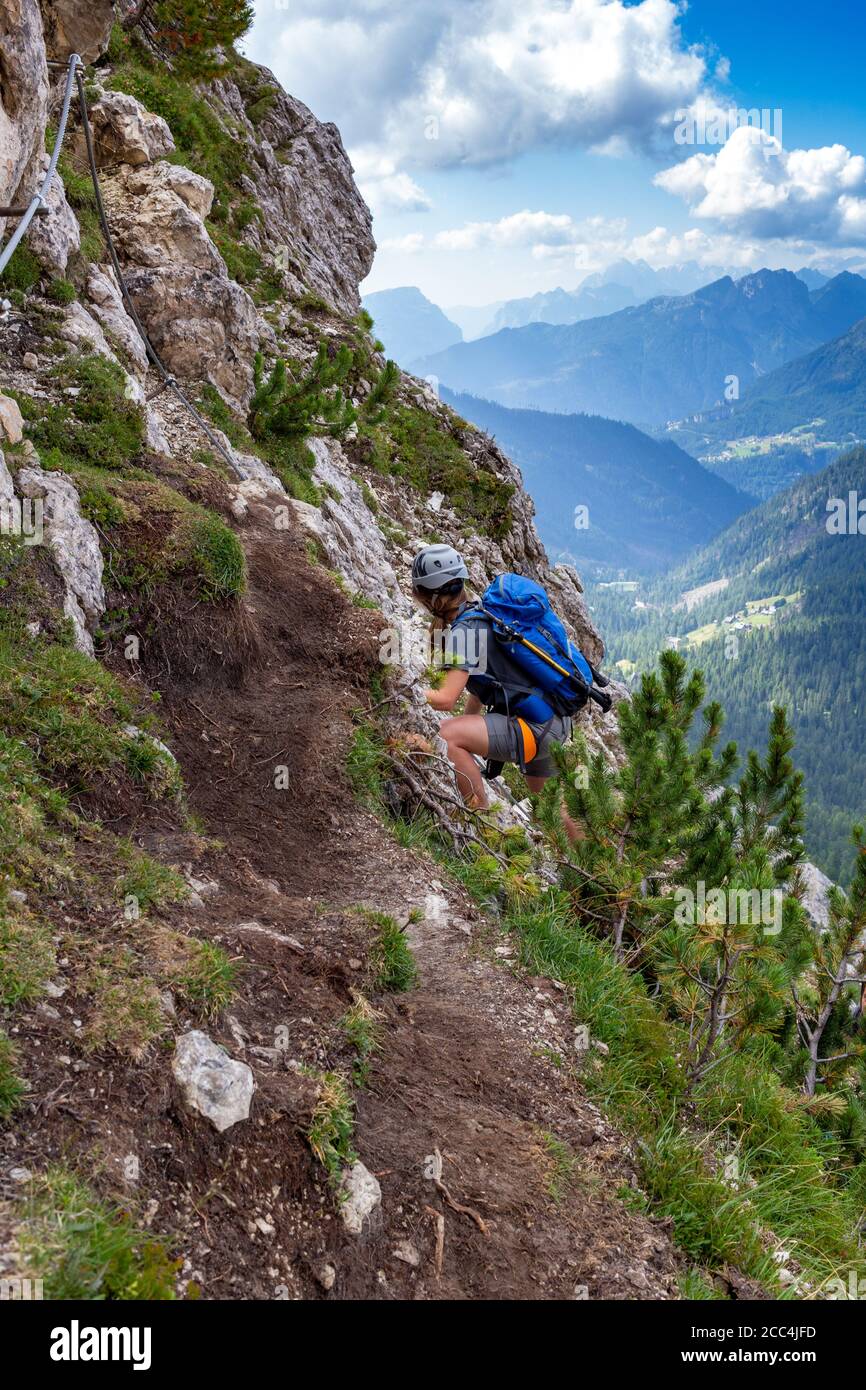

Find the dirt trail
[[158, 502, 681, 1300], [8, 502, 681, 1300]]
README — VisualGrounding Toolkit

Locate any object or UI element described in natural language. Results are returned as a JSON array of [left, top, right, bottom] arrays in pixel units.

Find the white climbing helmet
[[411, 543, 468, 593]]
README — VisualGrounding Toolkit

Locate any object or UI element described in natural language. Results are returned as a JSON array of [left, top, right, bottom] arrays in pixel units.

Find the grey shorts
[[483, 712, 572, 779]]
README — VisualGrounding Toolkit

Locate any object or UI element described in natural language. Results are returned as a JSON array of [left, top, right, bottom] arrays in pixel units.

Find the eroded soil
[[2, 501, 681, 1300]]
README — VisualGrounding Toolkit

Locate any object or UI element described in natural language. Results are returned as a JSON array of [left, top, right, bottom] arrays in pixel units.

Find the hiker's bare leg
[[440, 715, 489, 809], [525, 774, 587, 844]]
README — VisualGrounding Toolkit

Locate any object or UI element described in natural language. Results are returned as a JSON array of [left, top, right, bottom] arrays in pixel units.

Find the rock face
[[25, 159, 79, 273], [124, 263, 260, 410], [172, 1030, 255, 1133], [96, 151, 261, 409], [125, 160, 214, 219], [0, 0, 49, 207], [0, 391, 24, 444], [213, 69, 375, 317], [85, 263, 149, 375], [16, 461, 106, 654], [40, 0, 115, 65], [800, 861, 834, 931], [84, 90, 175, 168], [102, 161, 221, 272]]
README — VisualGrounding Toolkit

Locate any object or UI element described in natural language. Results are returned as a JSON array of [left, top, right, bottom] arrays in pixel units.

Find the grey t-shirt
[[442, 608, 533, 714]]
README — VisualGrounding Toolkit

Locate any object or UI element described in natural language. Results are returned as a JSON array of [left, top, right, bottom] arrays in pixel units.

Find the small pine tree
[[362, 360, 399, 423], [539, 650, 728, 958], [152, 1, 254, 77], [249, 344, 357, 442], [794, 827, 866, 1097], [543, 655, 816, 1086], [655, 707, 810, 1085]]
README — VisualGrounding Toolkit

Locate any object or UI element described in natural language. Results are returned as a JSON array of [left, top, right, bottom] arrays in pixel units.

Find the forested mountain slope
[[593, 449, 866, 881], [443, 388, 754, 575], [665, 315, 866, 498]]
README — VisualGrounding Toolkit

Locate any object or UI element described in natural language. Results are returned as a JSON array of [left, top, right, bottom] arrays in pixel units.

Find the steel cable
[[0, 53, 82, 277]]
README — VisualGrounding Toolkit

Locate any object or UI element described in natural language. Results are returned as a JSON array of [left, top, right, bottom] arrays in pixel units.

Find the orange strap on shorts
[[516, 717, 537, 766]]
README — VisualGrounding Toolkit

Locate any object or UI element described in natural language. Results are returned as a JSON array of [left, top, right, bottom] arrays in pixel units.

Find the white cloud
[[350, 151, 432, 214], [656, 125, 866, 243], [380, 233, 426, 254], [422, 206, 846, 280], [433, 210, 581, 252], [248, 0, 713, 171]]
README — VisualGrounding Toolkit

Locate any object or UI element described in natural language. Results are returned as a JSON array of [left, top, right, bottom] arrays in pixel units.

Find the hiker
[[411, 544, 609, 842]]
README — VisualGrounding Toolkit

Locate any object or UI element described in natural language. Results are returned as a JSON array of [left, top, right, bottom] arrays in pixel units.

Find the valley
[[589, 450, 866, 883]]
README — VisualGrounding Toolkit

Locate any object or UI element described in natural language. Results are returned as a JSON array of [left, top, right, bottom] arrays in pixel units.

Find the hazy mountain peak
[[361, 285, 463, 364]]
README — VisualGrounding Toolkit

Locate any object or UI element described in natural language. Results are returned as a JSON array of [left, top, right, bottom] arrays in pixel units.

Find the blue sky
[[244, 1, 866, 306]]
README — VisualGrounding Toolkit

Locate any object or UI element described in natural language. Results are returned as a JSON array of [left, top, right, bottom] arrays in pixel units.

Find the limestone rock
[[230, 450, 286, 494], [26, 160, 79, 274], [0, 0, 49, 207], [85, 264, 149, 375], [799, 861, 834, 931], [102, 165, 221, 273], [308, 437, 407, 621], [0, 393, 24, 445], [83, 134, 262, 407], [0, 449, 16, 515], [123, 263, 259, 411], [211, 69, 375, 317], [125, 160, 214, 219], [339, 1160, 381, 1234], [392, 1239, 421, 1267], [172, 1030, 254, 1133], [84, 90, 175, 168], [16, 463, 105, 655], [58, 299, 116, 359], [41, 0, 115, 65]]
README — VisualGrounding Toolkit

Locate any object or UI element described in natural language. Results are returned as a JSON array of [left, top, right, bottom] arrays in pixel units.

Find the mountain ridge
[[442, 387, 754, 576], [361, 284, 462, 365], [412, 268, 866, 426]]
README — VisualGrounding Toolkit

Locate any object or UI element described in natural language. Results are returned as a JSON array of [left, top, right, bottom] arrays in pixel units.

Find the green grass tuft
[[21, 352, 145, 472], [364, 908, 418, 993], [0, 1033, 26, 1121], [116, 840, 188, 914], [171, 940, 238, 1019], [306, 1072, 357, 1188], [0, 244, 42, 293], [18, 1167, 177, 1299], [342, 997, 381, 1086]]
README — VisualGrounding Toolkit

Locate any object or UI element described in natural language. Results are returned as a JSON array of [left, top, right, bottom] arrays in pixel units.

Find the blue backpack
[[453, 573, 610, 721]]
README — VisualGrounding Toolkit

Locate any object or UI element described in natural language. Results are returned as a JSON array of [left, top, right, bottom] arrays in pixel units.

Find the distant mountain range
[[442, 388, 754, 576], [362, 286, 462, 366], [663, 307, 866, 498], [413, 269, 866, 426], [480, 259, 736, 335], [445, 300, 504, 341], [445, 260, 741, 339]]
